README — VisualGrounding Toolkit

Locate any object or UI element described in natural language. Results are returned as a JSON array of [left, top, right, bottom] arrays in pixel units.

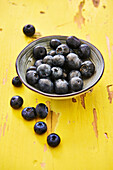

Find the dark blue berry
[[22, 107, 37, 120], [10, 96, 23, 109], [48, 50, 56, 56], [56, 44, 70, 55], [23, 24, 35, 37], [43, 55, 53, 66], [37, 64, 51, 78], [26, 66, 36, 72], [38, 78, 54, 93], [33, 46, 47, 60], [78, 44, 91, 59], [66, 53, 82, 70], [34, 121, 47, 134], [52, 54, 65, 67], [51, 67, 63, 80], [12, 76, 22, 87], [47, 133, 60, 147], [36, 103, 48, 119], [50, 39, 61, 49], [34, 59, 42, 67], [68, 70, 82, 80], [69, 77, 83, 91], [80, 60, 95, 78], [26, 70, 39, 86], [55, 79, 68, 94], [66, 36, 81, 49]]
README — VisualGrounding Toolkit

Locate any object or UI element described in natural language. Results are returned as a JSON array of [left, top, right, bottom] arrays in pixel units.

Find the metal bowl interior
[[16, 35, 104, 99]]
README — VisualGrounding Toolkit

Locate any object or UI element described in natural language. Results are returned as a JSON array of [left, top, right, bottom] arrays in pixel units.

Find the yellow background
[[0, 0, 113, 169]]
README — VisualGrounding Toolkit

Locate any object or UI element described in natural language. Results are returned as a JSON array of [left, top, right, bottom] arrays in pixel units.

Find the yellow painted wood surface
[[0, 0, 113, 169]]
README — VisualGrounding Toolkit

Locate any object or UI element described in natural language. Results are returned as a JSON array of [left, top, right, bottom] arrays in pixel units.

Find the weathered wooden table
[[0, 0, 113, 169]]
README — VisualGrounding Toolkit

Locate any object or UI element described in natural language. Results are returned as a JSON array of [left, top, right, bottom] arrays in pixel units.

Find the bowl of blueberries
[[16, 35, 104, 99]]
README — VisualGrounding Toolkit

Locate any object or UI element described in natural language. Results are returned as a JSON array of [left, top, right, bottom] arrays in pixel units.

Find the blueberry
[[37, 64, 51, 78], [69, 77, 83, 91], [47, 133, 60, 147], [80, 60, 95, 78], [48, 50, 56, 56], [33, 46, 47, 60], [26, 70, 39, 86], [34, 59, 42, 67], [51, 67, 63, 80], [56, 44, 70, 55], [78, 44, 91, 59], [34, 121, 47, 134], [12, 76, 22, 87], [68, 70, 82, 80], [66, 36, 81, 49], [66, 53, 82, 70], [43, 55, 53, 66], [38, 78, 54, 93], [23, 24, 35, 37], [50, 39, 61, 49], [10, 96, 23, 109], [36, 103, 48, 119], [26, 66, 36, 72], [22, 107, 37, 120], [52, 54, 65, 67], [55, 79, 68, 94]]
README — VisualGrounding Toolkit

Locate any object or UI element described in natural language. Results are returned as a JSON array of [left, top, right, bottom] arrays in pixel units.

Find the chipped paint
[[56, 21, 72, 28], [40, 11, 45, 14], [107, 84, 113, 103], [44, 144, 47, 152], [106, 36, 111, 61], [92, 108, 98, 138], [36, 98, 38, 103], [104, 132, 108, 139], [5, 112, 8, 121], [0, 125, 2, 139], [86, 34, 90, 42], [92, 0, 100, 8], [40, 162, 45, 168], [72, 98, 77, 102], [0, 28, 2, 31], [33, 160, 38, 166], [74, 0, 85, 28], [3, 122, 6, 136], [80, 93, 86, 109]]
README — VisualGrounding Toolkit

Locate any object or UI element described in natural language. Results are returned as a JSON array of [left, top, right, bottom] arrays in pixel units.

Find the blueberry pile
[[26, 36, 95, 94]]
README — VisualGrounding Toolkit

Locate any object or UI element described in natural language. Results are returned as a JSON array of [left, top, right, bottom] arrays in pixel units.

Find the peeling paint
[[0, 125, 2, 139], [40, 11, 45, 14], [86, 34, 90, 42], [3, 122, 6, 136], [33, 160, 38, 166], [80, 93, 86, 109], [92, 108, 98, 138], [40, 162, 45, 168], [107, 84, 113, 103], [104, 132, 108, 139], [72, 98, 77, 102], [0, 28, 2, 31], [5, 112, 8, 121], [36, 98, 38, 103], [44, 144, 47, 152], [74, 0, 85, 28], [92, 0, 100, 7]]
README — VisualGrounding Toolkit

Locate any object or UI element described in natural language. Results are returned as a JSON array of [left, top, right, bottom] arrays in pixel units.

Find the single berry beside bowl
[[22, 107, 37, 120], [23, 24, 35, 37], [36, 103, 48, 119], [34, 121, 47, 134], [47, 133, 61, 147], [12, 76, 22, 87], [10, 96, 23, 109]]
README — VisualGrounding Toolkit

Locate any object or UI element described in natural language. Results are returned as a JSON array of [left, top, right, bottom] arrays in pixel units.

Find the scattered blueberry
[[10, 96, 23, 109], [52, 54, 65, 67], [43, 55, 53, 66], [55, 79, 68, 94], [78, 44, 91, 59], [34, 121, 47, 134], [66, 53, 82, 70], [34, 59, 43, 67], [50, 39, 61, 49], [37, 64, 51, 78], [56, 44, 70, 55], [68, 70, 82, 80], [33, 46, 47, 60], [22, 107, 37, 120], [69, 77, 83, 91], [48, 50, 56, 56], [66, 36, 81, 49], [80, 60, 95, 78], [23, 24, 35, 37], [51, 67, 63, 80], [38, 78, 54, 93], [26, 66, 36, 72], [26, 70, 39, 86], [36, 103, 48, 119], [12, 76, 22, 87], [47, 133, 60, 147]]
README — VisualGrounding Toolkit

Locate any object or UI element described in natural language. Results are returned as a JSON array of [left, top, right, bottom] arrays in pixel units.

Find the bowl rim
[[16, 35, 105, 98]]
